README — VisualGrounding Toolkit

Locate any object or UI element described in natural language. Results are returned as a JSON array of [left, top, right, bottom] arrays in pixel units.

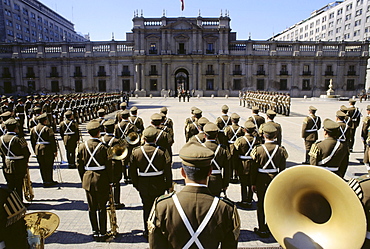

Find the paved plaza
[[0, 96, 368, 249]]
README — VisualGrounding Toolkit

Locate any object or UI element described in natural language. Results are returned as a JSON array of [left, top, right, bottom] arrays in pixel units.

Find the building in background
[[0, 0, 86, 43], [0, 13, 368, 97]]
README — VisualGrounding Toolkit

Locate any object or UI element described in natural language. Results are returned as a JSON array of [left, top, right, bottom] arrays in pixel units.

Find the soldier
[[114, 109, 137, 139], [0, 118, 30, 203], [248, 106, 265, 134], [25, 95, 33, 130], [101, 119, 127, 209], [215, 105, 231, 146], [188, 117, 209, 144], [130, 126, 172, 239], [59, 110, 80, 169], [13, 98, 25, 137], [160, 107, 173, 130], [7, 96, 15, 112], [149, 114, 173, 157], [336, 110, 350, 167], [234, 121, 262, 208], [251, 124, 288, 238], [30, 113, 58, 187], [259, 109, 282, 146], [76, 120, 112, 242], [224, 113, 244, 183], [362, 105, 370, 171], [1, 99, 11, 114], [347, 99, 362, 152], [129, 106, 144, 135], [29, 106, 42, 131], [184, 108, 202, 142], [203, 122, 230, 197], [159, 113, 174, 146], [115, 102, 127, 124], [96, 109, 107, 137], [301, 106, 321, 164], [148, 141, 240, 248], [309, 118, 348, 178]]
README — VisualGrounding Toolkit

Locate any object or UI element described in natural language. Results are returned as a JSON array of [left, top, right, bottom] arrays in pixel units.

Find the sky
[[40, 0, 334, 41]]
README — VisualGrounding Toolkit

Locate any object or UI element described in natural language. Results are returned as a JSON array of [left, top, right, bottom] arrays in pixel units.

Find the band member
[[309, 118, 348, 178], [203, 122, 230, 197], [59, 110, 80, 169], [30, 113, 58, 187], [234, 121, 262, 208], [13, 98, 25, 138], [76, 120, 112, 242], [251, 124, 288, 238], [130, 126, 172, 239], [347, 99, 362, 152], [101, 119, 126, 209], [148, 141, 240, 248], [160, 107, 173, 130], [184, 108, 202, 142], [215, 105, 231, 146], [301, 106, 321, 164], [149, 114, 173, 157], [115, 102, 127, 124], [129, 106, 144, 135], [259, 109, 282, 146], [96, 109, 107, 136], [188, 117, 209, 144], [0, 118, 30, 203], [114, 110, 137, 139], [248, 106, 265, 133], [28, 107, 42, 131]]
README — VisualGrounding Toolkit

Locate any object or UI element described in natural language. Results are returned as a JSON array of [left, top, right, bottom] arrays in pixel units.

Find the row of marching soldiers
[[239, 90, 291, 116], [184, 104, 287, 238]]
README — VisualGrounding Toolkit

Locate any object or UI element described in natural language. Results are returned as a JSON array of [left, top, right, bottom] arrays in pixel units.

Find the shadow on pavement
[[27, 200, 88, 211], [238, 229, 278, 244], [172, 162, 182, 169], [47, 230, 92, 244], [113, 229, 148, 243]]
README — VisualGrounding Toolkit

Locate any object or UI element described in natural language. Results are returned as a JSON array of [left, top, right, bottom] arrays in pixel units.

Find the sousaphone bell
[[125, 132, 141, 146], [265, 165, 366, 249], [108, 143, 128, 161]]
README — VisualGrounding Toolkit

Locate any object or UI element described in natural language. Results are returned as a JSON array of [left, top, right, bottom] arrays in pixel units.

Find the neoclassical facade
[[0, 13, 369, 97]]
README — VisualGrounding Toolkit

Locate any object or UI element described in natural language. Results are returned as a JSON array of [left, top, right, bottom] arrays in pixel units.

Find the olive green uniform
[[59, 118, 80, 168], [301, 114, 321, 163]]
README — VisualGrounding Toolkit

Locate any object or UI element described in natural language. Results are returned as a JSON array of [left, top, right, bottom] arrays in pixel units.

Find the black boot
[[89, 211, 99, 241], [98, 209, 108, 242]]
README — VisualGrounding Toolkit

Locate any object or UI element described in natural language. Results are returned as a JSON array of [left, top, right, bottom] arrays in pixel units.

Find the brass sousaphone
[[125, 132, 141, 146], [108, 143, 128, 161], [265, 166, 366, 249]]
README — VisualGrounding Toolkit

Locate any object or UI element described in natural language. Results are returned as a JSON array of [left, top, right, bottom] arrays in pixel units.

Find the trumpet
[[23, 167, 34, 202], [107, 184, 118, 237]]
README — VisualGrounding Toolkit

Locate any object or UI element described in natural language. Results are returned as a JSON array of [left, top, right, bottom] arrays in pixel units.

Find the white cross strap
[[172, 194, 219, 249], [306, 116, 319, 132], [63, 120, 75, 135], [211, 144, 222, 174], [318, 140, 341, 166], [338, 125, 348, 142], [260, 144, 279, 172], [155, 129, 165, 144], [130, 116, 138, 125], [221, 116, 230, 129], [191, 119, 201, 133], [84, 141, 105, 170], [35, 126, 49, 144], [240, 136, 256, 159], [228, 126, 241, 144], [1, 136, 24, 160], [138, 146, 163, 176]]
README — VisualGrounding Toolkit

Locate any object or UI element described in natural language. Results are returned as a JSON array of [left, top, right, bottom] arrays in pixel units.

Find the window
[[338, 8, 343, 15], [355, 20, 362, 26], [206, 79, 214, 90], [98, 66, 106, 76], [14, 14, 21, 21], [26, 67, 35, 78], [51, 81, 59, 92], [233, 79, 241, 90], [22, 8, 28, 16], [150, 79, 158, 91], [257, 65, 264, 75], [24, 18, 29, 25], [316, 20, 320, 25], [149, 43, 157, 54], [322, 16, 327, 23], [234, 65, 241, 75], [6, 19, 12, 27], [206, 43, 214, 54], [74, 66, 82, 77], [257, 79, 264, 90], [329, 13, 334, 19], [357, 0, 363, 6], [178, 43, 185, 54], [98, 80, 106, 92], [31, 12, 35, 19], [356, 9, 363, 17], [303, 65, 310, 73], [50, 67, 58, 77], [346, 3, 353, 11], [4, 81, 12, 93], [347, 79, 355, 90], [336, 27, 341, 33], [206, 65, 214, 75], [150, 65, 157, 75], [354, 30, 361, 36], [13, 3, 20, 11], [279, 79, 288, 90], [346, 14, 352, 20], [122, 79, 130, 92], [322, 25, 327, 31], [302, 79, 311, 90], [337, 18, 342, 24], [75, 80, 83, 92]]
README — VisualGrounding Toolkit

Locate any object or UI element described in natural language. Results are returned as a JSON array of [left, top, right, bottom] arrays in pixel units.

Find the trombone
[[23, 166, 34, 202]]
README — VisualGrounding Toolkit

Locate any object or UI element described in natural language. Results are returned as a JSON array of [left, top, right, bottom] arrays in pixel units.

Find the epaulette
[[156, 192, 175, 203], [220, 196, 235, 207]]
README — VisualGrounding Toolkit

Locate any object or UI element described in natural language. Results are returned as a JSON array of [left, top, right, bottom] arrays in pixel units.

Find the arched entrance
[[174, 68, 189, 96]]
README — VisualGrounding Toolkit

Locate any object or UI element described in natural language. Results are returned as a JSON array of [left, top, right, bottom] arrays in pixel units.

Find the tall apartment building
[[0, 0, 86, 43], [271, 0, 370, 42], [0, 13, 368, 97]]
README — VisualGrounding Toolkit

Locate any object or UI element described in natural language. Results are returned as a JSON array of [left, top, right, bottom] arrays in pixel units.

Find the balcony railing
[[26, 73, 35, 78], [256, 70, 265, 75], [325, 71, 334, 76], [280, 70, 289, 75], [148, 49, 157, 55], [233, 70, 242, 75], [302, 71, 312, 75], [178, 49, 186, 55], [149, 70, 158, 76], [2, 73, 11, 78], [206, 49, 215, 54], [74, 72, 83, 77], [206, 70, 215, 75], [347, 71, 356, 76], [50, 72, 59, 77], [97, 71, 106, 77], [121, 71, 130, 76]]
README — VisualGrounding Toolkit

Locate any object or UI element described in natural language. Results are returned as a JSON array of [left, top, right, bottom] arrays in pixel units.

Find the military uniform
[[362, 105, 370, 171], [347, 99, 362, 151], [259, 110, 282, 146], [148, 141, 240, 248], [251, 124, 288, 237], [30, 113, 58, 186], [160, 107, 174, 130], [0, 119, 30, 202], [215, 105, 231, 146], [114, 110, 137, 139], [130, 126, 172, 236], [248, 106, 265, 133], [76, 120, 113, 242], [203, 123, 230, 197], [309, 119, 348, 178], [129, 106, 144, 134], [13, 99, 25, 137], [184, 108, 202, 142], [301, 106, 321, 164], [59, 110, 80, 168], [234, 121, 262, 207]]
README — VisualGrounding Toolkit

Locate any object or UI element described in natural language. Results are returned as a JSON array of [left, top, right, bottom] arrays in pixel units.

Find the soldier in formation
[[301, 106, 321, 164], [242, 91, 291, 116]]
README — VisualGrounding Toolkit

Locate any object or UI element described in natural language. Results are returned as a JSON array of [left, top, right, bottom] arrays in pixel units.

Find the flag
[[180, 0, 184, 11]]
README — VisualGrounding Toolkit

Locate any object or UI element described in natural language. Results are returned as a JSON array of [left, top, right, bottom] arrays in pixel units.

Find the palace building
[[0, 12, 368, 97]]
